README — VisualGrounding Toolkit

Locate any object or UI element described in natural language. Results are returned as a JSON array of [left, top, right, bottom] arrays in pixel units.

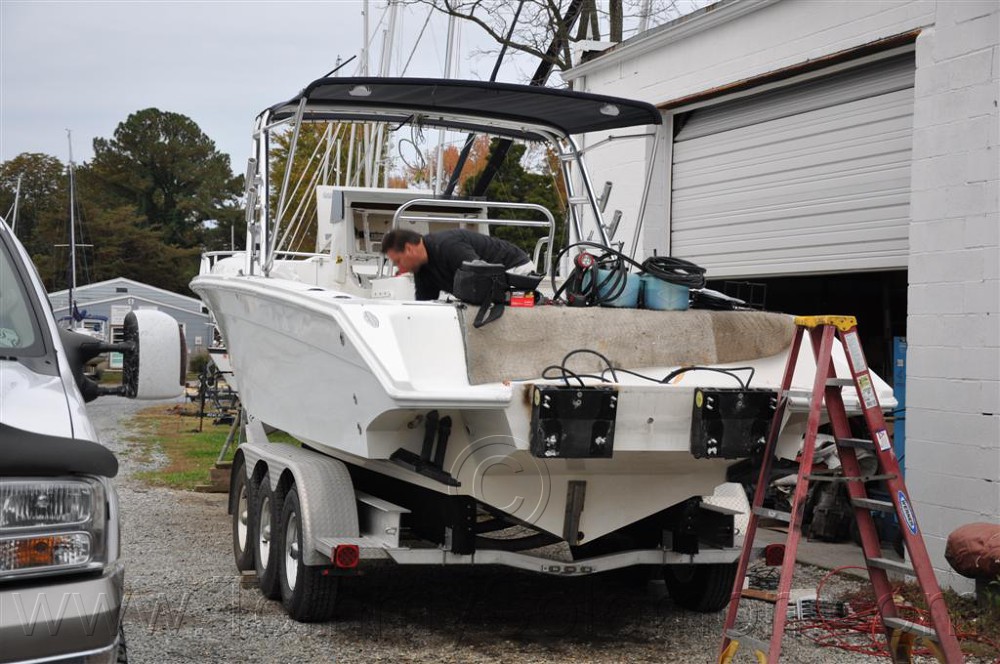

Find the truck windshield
[[0, 234, 39, 351]]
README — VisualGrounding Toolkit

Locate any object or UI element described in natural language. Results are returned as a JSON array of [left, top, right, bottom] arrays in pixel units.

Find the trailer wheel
[[231, 458, 254, 571], [279, 486, 339, 622], [254, 480, 282, 599], [663, 562, 737, 612]]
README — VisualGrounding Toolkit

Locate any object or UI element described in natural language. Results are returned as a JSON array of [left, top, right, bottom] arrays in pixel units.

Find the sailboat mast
[[9, 174, 22, 235], [370, 0, 399, 188], [434, 14, 459, 195], [362, 0, 372, 187], [67, 130, 77, 327]]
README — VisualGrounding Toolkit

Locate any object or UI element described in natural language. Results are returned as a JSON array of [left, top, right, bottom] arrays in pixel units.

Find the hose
[[549, 242, 707, 305], [641, 255, 707, 289], [549, 241, 642, 306]]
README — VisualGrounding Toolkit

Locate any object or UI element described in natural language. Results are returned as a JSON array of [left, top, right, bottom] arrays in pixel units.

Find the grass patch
[[837, 580, 1000, 658], [131, 405, 237, 490], [128, 405, 301, 490], [98, 370, 122, 386], [899, 581, 1000, 659]]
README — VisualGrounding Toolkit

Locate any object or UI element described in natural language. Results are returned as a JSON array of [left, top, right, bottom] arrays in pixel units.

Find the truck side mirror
[[60, 310, 187, 402], [120, 310, 187, 399]]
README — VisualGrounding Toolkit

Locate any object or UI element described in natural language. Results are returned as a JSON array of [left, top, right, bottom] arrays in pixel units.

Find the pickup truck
[[0, 217, 184, 663]]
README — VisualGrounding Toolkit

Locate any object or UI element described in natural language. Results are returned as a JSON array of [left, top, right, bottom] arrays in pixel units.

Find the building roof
[[48, 277, 204, 315], [564, 0, 770, 80]]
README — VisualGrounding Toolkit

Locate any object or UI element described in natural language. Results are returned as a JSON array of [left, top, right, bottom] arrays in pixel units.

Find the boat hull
[[192, 272, 894, 543]]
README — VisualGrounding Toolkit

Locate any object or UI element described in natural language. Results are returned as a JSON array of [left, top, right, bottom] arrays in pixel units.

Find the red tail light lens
[[333, 544, 359, 569]]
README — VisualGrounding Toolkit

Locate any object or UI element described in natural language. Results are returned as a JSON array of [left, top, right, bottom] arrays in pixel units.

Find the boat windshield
[[0, 232, 40, 352]]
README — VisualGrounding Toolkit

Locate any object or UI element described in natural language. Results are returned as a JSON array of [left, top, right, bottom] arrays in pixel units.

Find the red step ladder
[[719, 316, 964, 664]]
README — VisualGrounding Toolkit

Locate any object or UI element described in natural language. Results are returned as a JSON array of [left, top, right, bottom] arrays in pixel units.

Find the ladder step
[[852, 497, 896, 513], [835, 437, 875, 451], [724, 629, 770, 655], [752, 506, 792, 523], [806, 473, 896, 483], [867, 556, 916, 576], [826, 377, 855, 387], [884, 616, 939, 641]]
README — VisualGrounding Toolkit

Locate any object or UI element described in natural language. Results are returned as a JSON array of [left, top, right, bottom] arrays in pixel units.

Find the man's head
[[381, 229, 427, 274]]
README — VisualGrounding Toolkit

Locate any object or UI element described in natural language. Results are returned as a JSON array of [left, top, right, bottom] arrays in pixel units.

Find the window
[[0, 238, 39, 351]]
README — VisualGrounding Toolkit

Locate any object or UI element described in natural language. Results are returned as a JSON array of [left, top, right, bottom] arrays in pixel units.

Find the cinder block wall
[[569, 0, 1000, 590], [905, 0, 999, 593]]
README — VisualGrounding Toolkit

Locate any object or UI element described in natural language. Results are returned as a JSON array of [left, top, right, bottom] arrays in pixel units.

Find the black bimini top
[[267, 77, 662, 140]]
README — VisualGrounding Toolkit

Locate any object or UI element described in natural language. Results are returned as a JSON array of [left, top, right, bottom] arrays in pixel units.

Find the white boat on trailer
[[191, 77, 896, 622]]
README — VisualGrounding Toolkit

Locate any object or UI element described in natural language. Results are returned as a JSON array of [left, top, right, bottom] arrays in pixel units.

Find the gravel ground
[[88, 397, 978, 663]]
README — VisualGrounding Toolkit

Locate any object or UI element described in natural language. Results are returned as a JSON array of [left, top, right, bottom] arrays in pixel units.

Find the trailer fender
[[241, 420, 359, 566]]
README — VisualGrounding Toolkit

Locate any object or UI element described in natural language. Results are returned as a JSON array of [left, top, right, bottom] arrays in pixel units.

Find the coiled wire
[[641, 255, 707, 289], [549, 242, 707, 305]]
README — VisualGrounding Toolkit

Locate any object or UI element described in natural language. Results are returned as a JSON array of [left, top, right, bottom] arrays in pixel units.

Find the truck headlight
[[0, 478, 108, 578]]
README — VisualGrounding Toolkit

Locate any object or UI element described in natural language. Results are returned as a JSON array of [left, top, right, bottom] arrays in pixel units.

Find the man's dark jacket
[[414, 229, 530, 300]]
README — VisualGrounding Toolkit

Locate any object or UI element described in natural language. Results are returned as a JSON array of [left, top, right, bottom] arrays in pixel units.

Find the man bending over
[[381, 228, 533, 301]]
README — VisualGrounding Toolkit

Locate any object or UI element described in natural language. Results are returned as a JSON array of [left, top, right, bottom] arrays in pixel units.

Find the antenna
[[321, 54, 356, 79], [67, 129, 77, 326]]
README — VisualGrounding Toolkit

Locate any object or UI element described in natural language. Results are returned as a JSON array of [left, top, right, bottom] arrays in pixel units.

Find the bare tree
[[405, 0, 688, 74]]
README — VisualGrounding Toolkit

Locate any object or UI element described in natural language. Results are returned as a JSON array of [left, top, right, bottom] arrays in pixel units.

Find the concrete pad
[[756, 526, 904, 579]]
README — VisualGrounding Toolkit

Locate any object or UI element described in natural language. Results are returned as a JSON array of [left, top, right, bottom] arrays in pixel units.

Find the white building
[[49, 277, 215, 356], [566, 0, 999, 590]]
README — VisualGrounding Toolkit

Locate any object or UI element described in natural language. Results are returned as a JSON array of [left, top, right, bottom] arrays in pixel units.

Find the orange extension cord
[[785, 565, 1000, 662]]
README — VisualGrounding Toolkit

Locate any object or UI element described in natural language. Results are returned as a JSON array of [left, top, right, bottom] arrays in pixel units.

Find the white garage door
[[670, 52, 915, 279]]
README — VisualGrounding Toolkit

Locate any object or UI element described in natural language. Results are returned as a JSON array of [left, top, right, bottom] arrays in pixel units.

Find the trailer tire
[[663, 562, 737, 613], [254, 480, 282, 599], [231, 458, 254, 571], [279, 486, 339, 622]]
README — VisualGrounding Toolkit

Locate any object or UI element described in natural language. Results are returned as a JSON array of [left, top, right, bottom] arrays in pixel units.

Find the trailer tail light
[[333, 544, 359, 569], [764, 543, 785, 566]]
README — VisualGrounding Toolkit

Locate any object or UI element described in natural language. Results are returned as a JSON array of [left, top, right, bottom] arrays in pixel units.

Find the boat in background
[[56, 312, 109, 343]]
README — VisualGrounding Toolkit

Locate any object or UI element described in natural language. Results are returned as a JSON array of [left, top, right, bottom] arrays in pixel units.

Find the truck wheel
[[254, 480, 282, 599], [231, 459, 254, 571], [663, 562, 737, 612], [279, 486, 339, 622]]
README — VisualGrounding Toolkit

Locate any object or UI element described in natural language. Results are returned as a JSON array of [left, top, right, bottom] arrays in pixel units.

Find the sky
[[0, 1, 514, 170]]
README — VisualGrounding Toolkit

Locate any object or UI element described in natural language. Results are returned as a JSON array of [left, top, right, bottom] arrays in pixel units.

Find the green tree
[[90, 108, 242, 247], [87, 205, 202, 293], [28, 191, 202, 295], [0, 153, 67, 256], [463, 140, 566, 263], [268, 122, 378, 253]]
